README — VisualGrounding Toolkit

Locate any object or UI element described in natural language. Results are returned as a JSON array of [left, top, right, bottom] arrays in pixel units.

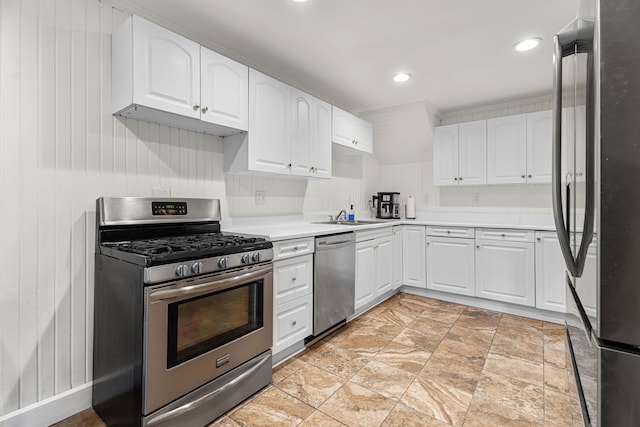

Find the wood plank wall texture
[[0, 0, 552, 419]]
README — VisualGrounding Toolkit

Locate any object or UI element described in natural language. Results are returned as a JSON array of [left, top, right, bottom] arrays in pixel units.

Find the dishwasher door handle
[[317, 239, 353, 248]]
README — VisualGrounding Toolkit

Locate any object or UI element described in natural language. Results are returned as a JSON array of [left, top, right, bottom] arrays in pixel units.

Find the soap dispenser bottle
[[348, 204, 355, 222]]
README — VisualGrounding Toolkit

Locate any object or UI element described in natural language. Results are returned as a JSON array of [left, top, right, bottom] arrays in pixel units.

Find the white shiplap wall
[[0, 0, 375, 419]]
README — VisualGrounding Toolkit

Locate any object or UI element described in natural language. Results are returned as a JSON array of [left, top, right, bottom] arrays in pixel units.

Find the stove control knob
[[191, 262, 203, 274], [218, 257, 229, 269], [241, 254, 251, 264], [252, 252, 262, 262], [175, 264, 189, 277]]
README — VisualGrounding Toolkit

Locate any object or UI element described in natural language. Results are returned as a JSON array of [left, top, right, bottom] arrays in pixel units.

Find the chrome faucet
[[335, 210, 347, 221]]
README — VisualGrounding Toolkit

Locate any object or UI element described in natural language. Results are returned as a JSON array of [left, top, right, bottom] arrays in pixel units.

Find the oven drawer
[[272, 237, 314, 260], [273, 293, 312, 355], [273, 254, 313, 306]]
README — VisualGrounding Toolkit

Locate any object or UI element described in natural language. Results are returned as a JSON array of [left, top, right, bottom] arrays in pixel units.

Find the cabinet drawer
[[356, 227, 392, 243], [273, 254, 313, 306], [272, 293, 312, 355], [272, 237, 314, 260], [475, 228, 535, 243], [427, 226, 474, 239]]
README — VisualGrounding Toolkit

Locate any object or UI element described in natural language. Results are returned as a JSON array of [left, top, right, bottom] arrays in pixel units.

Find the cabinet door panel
[[487, 114, 527, 184], [292, 90, 314, 176], [132, 16, 199, 118], [200, 48, 248, 130], [273, 294, 312, 354], [534, 232, 566, 312], [273, 254, 313, 307], [458, 120, 487, 185], [402, 226, 426, 288], [392, 227, 403, 289], [375, 237, 393, 296], [476, 240, 535, 306], [426, 237, 475, 296], [355, 242, 376, 309], [332, 106, 355, 147], [433, 124, 459, 186], [314, 100, 332, 178], [248, 70, 292, 174], [526, 110, 552, 183]]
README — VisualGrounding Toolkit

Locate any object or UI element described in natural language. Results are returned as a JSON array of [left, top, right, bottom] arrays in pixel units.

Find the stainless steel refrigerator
[[552, 0, 640, 425]]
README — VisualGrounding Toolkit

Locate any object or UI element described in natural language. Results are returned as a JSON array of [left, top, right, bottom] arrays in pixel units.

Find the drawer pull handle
[[293, 246, 299, 251], [447, 230, 451, 234], [292, 277, 297, 281], [476, 245, 480, 249], [501, 233, 506, 237], [292, 320, 297, 326]]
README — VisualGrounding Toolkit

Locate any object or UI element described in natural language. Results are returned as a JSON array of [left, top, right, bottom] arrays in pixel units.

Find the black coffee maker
[[372, 192, 400, 219]]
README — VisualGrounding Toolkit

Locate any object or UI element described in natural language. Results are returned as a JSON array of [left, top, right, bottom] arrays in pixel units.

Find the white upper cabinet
[[292, 89, 331, 178], [487, 114, 528, 184], [225, 71, 331, 178], [112, 15, 248, 136], [433, 124, 459, 186], [526, 110, 552, 183], [200, 47, 249, 131], [247, 69, 293, 175], [433, 120, 486, 186], [332, 106, 373, 154]]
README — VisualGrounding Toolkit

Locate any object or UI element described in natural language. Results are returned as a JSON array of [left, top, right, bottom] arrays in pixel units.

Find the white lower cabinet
[[534, 231, 566, 312], [475, 229, 535, 307], [355, 229, 393, 310], [426, 227, 475, 296], [392, 226, 403, 289], [272, 241, 313, 355], [272, 293, 312, 355], [402, 225, 426, 288]]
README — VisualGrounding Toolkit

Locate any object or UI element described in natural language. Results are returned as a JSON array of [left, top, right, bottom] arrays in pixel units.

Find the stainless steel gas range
[[92, 197, 273, 427]]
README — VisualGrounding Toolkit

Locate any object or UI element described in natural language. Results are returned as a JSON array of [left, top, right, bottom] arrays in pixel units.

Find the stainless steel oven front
[[143, 263, 273, 415]]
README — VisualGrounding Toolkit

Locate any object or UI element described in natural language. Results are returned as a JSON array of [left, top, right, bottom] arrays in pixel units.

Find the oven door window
[[167, 280, 263, 368]]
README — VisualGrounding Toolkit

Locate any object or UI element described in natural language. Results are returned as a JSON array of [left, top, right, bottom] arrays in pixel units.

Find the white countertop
[[221, 212, 557, 241]]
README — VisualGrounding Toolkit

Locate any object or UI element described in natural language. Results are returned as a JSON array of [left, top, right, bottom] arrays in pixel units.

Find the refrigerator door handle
[[552, 19, 596, 278]]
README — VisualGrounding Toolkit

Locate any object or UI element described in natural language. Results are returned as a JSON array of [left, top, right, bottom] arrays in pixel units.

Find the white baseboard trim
[[0, 382, 92, 427], [400, 286, 567, 324]]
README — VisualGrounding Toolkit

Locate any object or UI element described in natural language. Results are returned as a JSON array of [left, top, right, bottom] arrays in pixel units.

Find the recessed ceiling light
[[292, 0, 308, 2], [393, 72, 412, 83], [513, 37, 542, 52]]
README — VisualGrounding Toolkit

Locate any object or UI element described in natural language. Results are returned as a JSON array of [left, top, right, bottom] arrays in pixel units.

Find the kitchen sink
[[312, 220, 384, 226]]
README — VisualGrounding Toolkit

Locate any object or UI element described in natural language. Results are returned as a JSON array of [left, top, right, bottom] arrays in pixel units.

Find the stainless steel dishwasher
[[312, 232, 355, 339]]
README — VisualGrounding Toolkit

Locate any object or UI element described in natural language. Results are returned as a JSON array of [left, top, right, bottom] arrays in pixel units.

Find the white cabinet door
[[392, 226, 403, 289], [248, 69, 292, 175], [374, 236, 393, 296], [272, 294, 312, 355], [534, 232, 566, 312], [313, 99, 332, 178], [476, 238, 535, 306], [273, 254, 313, 307], [402, 226, 426, 288], [331, 106, 373, 154], [200, 47, 248, 130], [526, 110, 552, 183], [291, 91, 332, 178], [131, 16, 200, 118], [291, 89, 314, 177], [487, 114, 527, 184], [426, 236, 475, 296], [355, 240, 376, 309], [433, 124, 459, 186], [458, 120, 487, 185]]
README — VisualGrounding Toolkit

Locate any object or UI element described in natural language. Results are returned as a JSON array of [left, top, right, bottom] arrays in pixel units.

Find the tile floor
[[54, 293, 583, 427]]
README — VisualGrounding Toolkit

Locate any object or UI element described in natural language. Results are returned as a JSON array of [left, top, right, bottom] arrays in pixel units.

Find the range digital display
[[152, 201, 188, 216]]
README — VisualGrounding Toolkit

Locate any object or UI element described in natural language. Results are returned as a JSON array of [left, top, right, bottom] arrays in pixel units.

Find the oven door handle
[[149, 265, 272, 301]]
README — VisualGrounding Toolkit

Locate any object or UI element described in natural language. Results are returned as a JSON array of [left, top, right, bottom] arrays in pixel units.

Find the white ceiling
[[112, 0, 578, 115]]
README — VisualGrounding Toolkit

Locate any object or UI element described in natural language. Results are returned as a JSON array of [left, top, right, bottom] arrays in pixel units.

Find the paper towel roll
[[405, 196, 416, 219]]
